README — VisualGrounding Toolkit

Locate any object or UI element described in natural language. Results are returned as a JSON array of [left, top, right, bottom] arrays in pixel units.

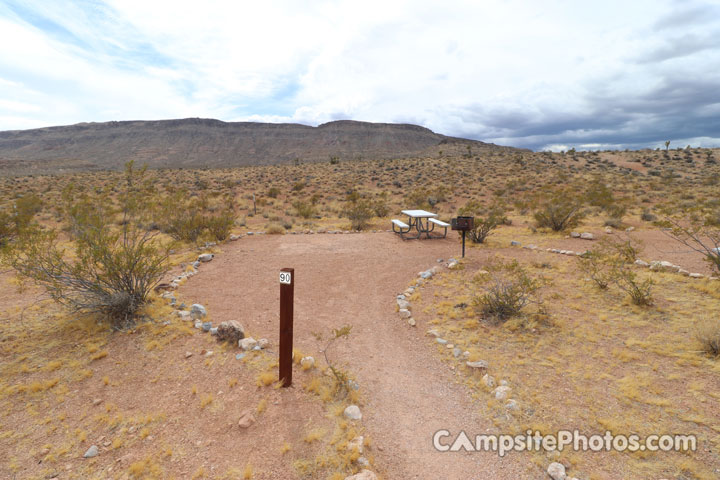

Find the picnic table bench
[[392, 209, 448, 239]]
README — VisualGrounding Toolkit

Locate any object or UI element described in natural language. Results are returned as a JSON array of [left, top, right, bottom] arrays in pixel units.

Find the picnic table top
[[401, 209, 438, 218]]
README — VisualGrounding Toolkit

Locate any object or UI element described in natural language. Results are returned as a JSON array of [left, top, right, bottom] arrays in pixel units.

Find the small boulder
[[216, 321, 245, 343], [190, 304, 207, 319], [201, 322, 212, 332], [407, 318, 416, 327], [300, 356, 315, 369], [83, 445, 99, 458], [482, 374, 496, 388], [237, 409, 255, 429], [198, 253, 214, 263], [570, 232, 580, 238], [493, 385, 511, 400], [398, 309, 412, 319], [547, 462, 567, 480], [343, 405, 362, 421], [344, 470, 377, 480], [239, 337, 257, 351], [466, 360, 489, 370], [347, 435, 364, 454], [580, 232, 594, 240], [397, 299, 411, 310]]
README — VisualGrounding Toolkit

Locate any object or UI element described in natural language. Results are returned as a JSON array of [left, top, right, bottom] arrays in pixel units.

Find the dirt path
[[182, 233, 533, 479]]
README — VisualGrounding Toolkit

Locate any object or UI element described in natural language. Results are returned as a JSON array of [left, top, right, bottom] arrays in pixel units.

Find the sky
[[0, 0, 719, 151]]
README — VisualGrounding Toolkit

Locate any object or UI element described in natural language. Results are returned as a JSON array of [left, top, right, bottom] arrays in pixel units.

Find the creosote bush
[[6, 162, 169, 329], [156, 193, 236, 243], [695, 318, 720, 357], [533, 189, 585, 231], [458, 200, 505, 243], [473, 259, 542, 322]]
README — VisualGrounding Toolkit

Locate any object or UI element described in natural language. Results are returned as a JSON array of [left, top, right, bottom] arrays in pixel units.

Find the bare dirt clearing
[[182, 233, 534, 479]]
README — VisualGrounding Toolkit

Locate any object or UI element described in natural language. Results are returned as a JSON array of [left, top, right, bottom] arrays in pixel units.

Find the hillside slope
[[0, 118, 518, 175]]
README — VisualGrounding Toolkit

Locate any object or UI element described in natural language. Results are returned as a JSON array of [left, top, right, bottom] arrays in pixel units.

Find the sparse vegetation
[[533, 189, 585, 231], [473, 260, 542, 322], [5, 162, 169, 328]]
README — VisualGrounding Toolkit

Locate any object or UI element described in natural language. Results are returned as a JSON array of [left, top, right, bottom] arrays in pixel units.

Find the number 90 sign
[[279, 271, 292, 284]]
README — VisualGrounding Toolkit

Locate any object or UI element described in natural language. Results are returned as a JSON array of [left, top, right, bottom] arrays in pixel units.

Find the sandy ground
[[182, 232, 536, 479]]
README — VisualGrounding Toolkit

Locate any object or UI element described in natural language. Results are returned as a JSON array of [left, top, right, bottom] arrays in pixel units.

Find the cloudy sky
[[0, 0, 719, 151]]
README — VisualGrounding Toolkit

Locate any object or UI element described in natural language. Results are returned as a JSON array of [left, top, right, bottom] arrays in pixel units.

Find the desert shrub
[[293, 200, 315, 219], [660, 210, 720, 274], [342, 192, 377, 230], [267, 187, 280, 198], [157, 194, 236, 243], [458, 200, 505, 244], [473, 260, 542, 322], [533, 190, 585, 231], [0, 194, 42, 248], [641, 210, 657, 222], [6, 162, 169, 328], [205, 207, 236, 241], [266, 223, 285, 234], [578, 251, 613, 289], [614, 268, 653, 306], [695, 318, 720, 357], [578, 238, 644, 295]]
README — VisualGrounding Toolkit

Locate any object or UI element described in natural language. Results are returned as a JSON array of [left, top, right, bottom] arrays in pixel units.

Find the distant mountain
[[0, 118, 519, 175]]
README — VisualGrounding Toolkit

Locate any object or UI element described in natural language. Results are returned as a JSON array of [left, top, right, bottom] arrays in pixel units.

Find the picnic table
[[391, 209, 449, 239]]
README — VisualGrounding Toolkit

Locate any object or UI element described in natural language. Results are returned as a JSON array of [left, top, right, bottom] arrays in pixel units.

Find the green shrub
[[473, 260, 541, 322], [533, 190, 585, 231], [696, 318, 720, 357], [458, 201, 505, 244], [6, 162, 168, 328], [293, 200, 315, 219]]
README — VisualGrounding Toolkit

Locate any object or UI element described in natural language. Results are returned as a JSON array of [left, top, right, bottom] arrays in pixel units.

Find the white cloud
[[0, 0, 719, 149]]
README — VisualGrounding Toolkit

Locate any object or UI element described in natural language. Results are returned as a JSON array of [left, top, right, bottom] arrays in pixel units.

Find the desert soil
[[182, 232, 535, 479]]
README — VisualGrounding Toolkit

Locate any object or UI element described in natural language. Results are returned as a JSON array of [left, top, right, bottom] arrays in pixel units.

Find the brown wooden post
[[279, 268, 294, 387]]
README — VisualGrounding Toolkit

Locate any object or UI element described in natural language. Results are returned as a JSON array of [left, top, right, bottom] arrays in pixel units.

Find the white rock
[[198, 253, 214, 263], [493, 385, 511, 400], [605, 226, 613, 234], [482, 374, 496, 388], [343, 405, 362, 420], [177, 311, 191, 320], [398, 308, 412, 319], [407, 318, 416, 327], [300, 356, 315, 369], [570, 232, 581, 238], [547, 462, 567, 480], [239, 337, 257, 351], [634, 259, 649, 267], [689, 273, 704, 278], [625, 226, 635, 232], [83, 445, 99, 458], [397, 299, 411, 310], [257, 338, 270, 349], [190, 304, 207, 319], [347, 436, 364, 454], [426, 329, 441, 337], [505, 399, 519, 410], [580, 232, 594, 240], [344, 470, 377, 480], [466, 360, 489, 370]]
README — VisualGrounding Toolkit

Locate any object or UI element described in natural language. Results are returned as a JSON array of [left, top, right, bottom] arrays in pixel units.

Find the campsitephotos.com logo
[[433, 429, 697, 457]]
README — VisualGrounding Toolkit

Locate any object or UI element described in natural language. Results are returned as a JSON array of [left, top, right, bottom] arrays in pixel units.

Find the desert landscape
[[2, 1, 720, 479], [1, 133, 719, 479]]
